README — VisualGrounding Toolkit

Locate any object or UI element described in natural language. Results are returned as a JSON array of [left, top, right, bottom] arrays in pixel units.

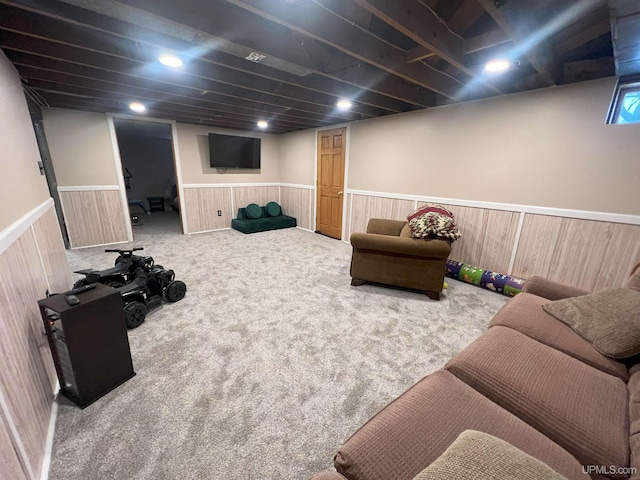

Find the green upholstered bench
[[231, 202, 297, 234]]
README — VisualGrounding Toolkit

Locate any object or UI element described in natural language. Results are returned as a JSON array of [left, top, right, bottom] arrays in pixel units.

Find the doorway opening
[[113, 119, 182, 237]]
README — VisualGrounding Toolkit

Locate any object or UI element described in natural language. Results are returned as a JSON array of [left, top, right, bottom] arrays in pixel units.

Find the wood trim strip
[[0, 388, 35, 480], [38, 395, 58, 480], [508, 211, 526, 275], [56, 185, 119, 192], [106, 116, 133, 242], [280, 183, 315, 190], [182, 183, 282, 189], [0, 198, 54, 256]]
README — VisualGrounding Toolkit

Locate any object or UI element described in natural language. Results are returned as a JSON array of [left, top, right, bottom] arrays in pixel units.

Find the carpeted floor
[[49, 227, 508, 480]]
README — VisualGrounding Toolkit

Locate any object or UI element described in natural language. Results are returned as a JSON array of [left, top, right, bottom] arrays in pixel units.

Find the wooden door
[[316, 128, 346, 239]]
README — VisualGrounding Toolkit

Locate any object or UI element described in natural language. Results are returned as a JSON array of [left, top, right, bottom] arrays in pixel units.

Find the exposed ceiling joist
[[0, 0, 620, 132], [353, 0, 503, 94], [220, 0, 467, 100]]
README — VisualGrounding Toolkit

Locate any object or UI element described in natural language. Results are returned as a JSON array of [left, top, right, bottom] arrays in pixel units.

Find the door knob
[[338, 191, 343, 196]]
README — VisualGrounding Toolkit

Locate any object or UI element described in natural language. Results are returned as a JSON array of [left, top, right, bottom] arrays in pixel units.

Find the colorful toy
[[446, 259, 525, 297]]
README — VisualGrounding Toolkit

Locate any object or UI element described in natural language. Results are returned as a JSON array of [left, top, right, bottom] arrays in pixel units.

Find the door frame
[[107, 114, 187, 238], [314, 123, 350, 241]]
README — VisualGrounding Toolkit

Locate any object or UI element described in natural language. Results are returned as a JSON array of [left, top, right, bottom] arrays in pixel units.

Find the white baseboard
[[186, 227, 232, 235]]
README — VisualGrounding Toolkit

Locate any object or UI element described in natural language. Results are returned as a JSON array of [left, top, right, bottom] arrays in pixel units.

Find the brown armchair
[[349, 218, 452, 300]]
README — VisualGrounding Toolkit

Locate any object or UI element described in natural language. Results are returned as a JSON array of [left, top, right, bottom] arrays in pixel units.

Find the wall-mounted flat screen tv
[[208, 133, 261, 169]]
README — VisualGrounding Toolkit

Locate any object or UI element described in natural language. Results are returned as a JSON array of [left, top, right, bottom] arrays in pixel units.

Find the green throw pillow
[[245, 203, 262, 219], [265, 201, 282, 217]]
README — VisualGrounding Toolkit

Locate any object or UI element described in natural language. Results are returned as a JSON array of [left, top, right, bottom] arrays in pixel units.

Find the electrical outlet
[[217, 210, 222, 216]]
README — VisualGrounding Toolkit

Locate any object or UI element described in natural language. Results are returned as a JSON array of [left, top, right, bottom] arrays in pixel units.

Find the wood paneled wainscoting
[[58, 186, 129, 249], [0, 199, 72, 480], [345, 190, 640, 291], [182, 184, 314, 234]]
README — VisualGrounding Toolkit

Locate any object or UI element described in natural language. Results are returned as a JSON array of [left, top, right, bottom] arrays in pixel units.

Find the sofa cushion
[[445, 326, 629, 471], [244, 203, 263, 219], [543, 287, 640, 359], [628, 364, 640, 479], [334, 370, 587, 480], [629, 262, 640, 292], [489, 293, 629, 380], [412, 430, 568, 480], [265, 201, 282, 217], [231, 215, 296, 234], [399, 223, 412, 238]]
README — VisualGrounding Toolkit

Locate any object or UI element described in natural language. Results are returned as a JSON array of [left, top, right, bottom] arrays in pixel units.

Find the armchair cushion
[[365, 218, 406, 236], [543, 287, 640, 359]]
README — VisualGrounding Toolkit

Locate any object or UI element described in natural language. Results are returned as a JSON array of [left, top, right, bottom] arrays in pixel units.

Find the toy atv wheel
[[165, 280, 186, 302], [124, 301, 147, 329]]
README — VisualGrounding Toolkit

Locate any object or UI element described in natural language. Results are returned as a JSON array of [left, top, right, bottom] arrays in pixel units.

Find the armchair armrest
[[351, 233, 451, 258], [521, 276, 590, 300], [366, 218, 407, 236], [307, 472, 348, 480]]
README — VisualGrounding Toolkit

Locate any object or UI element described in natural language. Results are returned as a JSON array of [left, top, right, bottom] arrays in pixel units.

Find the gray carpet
[[50, 227, 508, 480]]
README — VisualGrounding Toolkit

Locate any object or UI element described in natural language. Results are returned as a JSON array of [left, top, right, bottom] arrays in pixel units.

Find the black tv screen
[[208, 133, 261, 169]]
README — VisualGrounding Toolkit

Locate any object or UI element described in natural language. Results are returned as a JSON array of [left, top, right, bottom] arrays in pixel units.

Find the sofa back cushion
[[489, 293, 629, 380], [244, 203, 263, 219], [412, 430, 568, 480], [445, 327, 629, 470], [265, 201, 282, 217], [629, 262, 640, 292]]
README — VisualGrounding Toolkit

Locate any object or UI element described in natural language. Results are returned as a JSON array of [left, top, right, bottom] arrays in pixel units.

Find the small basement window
[[608, 79, 640, 125]]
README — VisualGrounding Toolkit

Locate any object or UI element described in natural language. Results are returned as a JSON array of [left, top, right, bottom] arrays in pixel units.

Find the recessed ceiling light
[[257, 120, 268, 128], [159, 54, 183, 68], [336, 99, 353, 110], [129, 102, 146, 113], [484, 59, 511, 73]]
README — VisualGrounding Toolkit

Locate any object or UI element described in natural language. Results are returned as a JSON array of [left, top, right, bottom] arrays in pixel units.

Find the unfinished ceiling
[[0, 0, 622, 133]]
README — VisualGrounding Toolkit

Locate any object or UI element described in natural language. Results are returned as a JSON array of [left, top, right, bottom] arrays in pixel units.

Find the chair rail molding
[[345, 189, 640, 226], [0, 198, 54, 256]]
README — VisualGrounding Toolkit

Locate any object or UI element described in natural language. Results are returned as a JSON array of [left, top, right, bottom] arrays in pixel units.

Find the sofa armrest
[[307, 471, 348, 480], [521, 276, 590, 300], [351, 232, 451, 258], [366, 218, 407, 236]]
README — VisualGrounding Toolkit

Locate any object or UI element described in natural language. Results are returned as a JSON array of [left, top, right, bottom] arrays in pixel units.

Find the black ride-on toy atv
[[73, 247, 152, 289], [73, 248, 187, 329]]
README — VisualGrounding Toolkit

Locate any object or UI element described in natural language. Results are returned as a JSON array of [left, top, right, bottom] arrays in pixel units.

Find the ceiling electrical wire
[[311, 0, 405, 51], [415, 0, 465, 41], [21, 80, 50, 108]]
